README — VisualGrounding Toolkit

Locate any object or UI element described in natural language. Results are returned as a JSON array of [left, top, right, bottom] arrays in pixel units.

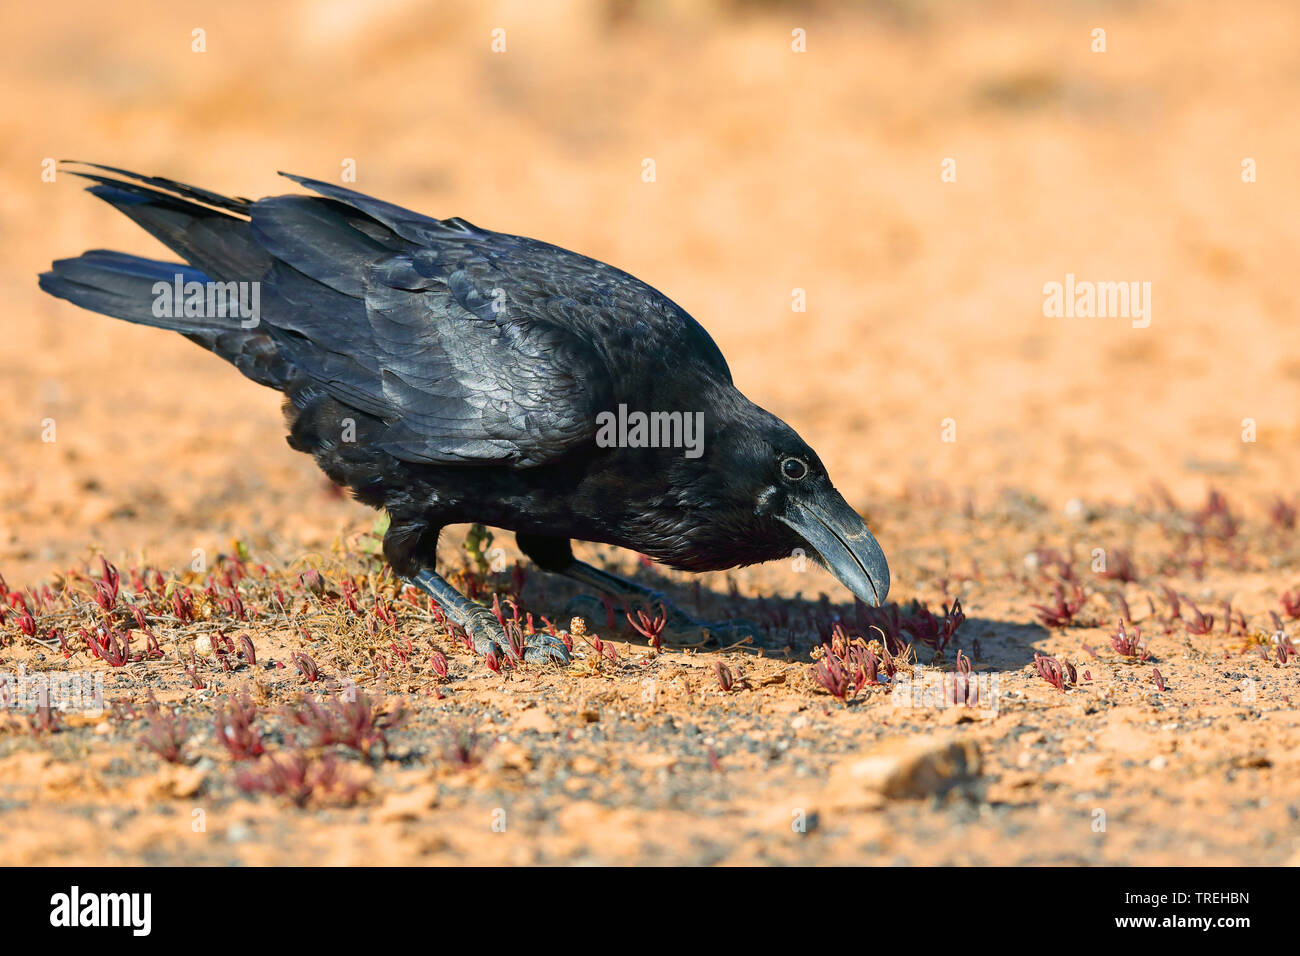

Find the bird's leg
[[558, 560, 762, 648], [513, 533, 760, 648], [556, 560, 696, 628], [388, 520, 569, 665], [556, 561, 759, 650], [405, 568, 570, 666]]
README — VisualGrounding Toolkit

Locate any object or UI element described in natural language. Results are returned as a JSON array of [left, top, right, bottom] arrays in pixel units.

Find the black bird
[[39, 163, 890, 663]]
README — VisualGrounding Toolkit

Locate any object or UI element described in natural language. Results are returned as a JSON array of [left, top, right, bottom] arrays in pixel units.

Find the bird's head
[[680, 394, 891, 607]]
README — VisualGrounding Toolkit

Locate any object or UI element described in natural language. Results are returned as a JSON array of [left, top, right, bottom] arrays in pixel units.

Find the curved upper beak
[[777, 491, 891, 607]]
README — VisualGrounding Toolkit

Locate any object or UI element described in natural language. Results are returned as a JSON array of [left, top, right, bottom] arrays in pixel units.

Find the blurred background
[[2, 0, 1298, 583]]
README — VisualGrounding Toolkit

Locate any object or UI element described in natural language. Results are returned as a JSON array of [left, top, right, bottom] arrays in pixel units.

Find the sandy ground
[[1, 0, 1298, 865]]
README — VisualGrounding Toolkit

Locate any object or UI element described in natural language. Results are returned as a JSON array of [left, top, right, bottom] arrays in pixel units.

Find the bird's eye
[[781, 457, 808, 481]]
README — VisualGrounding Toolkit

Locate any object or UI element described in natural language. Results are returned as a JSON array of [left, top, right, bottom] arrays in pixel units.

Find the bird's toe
[[462, 607, 509, 659], [522, 630, 572, 666], [464, 606, 570, 666]]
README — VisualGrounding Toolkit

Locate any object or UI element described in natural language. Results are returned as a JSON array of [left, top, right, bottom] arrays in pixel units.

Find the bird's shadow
[[522, 559, 1049, 672]]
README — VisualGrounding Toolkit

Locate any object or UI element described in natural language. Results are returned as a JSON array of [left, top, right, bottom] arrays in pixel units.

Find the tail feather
[[39, 250, 210, 331], [64, 161, 254, 214], [39, 250, 295, 390], [68, 171, 271, 282], [40, 163, 402, 400], [40, 165, 297, 391]]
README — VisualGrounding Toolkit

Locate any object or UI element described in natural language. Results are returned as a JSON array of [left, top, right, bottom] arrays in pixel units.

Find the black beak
[[777, 491, 891, 607]]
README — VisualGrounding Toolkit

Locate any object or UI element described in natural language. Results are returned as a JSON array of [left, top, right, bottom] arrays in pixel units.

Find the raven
[[39, 163, 890, 664]]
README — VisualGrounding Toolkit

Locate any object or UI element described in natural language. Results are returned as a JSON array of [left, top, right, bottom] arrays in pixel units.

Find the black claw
[[460, 608, 504, 654], [463, 606, 570, 666]]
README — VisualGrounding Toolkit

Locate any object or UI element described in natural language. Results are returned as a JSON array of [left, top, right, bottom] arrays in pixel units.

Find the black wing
[[43, 165, 731, 468]]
